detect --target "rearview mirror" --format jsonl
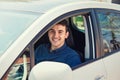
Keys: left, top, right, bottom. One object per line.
{"left": 28, "top": 61, "right": 73, "bottom": 80}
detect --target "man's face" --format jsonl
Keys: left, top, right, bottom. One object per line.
{"left": 48, "top": 24, "right": 69, "bottom": 50}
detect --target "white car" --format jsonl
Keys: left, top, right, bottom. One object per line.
{"left": 0, "top": 0, "right": 120, "bottom": 80}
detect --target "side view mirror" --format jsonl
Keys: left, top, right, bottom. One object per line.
{"left": 28, "top": 61, "right": 73, "bottom": 80}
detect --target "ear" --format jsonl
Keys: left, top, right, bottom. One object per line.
{"left": 65, "top": 31, "right": 69, "bottom": 39}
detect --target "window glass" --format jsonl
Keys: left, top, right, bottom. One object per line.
{"left": 0, "top": 10, "right": 40, "bottom": 57}
{"left": 2, "top": 50, "right": 30, "bottom": 80}
{"left": 96, "top": 10, "right": 120, "bottom": 54}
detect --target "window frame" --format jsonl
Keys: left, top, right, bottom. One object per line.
{"left": 31, "top": 9, "right": 98, "bottom": 69}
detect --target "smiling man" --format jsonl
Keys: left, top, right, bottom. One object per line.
{"left": 35, "top": 20, "right": 81, "bottom": 68}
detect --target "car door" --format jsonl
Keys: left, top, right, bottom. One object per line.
{"left": 69, "top": 10, "right": 107, "bottom": 80}
{"left": 95, "top": 9, "right": 120, "bottom": 80}
{"left": 73, "top": 8, "right": 120, "bottom": 80}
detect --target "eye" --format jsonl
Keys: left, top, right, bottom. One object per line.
{"left": 58, "top": 30, "right": 63, "bottom": 34}
{"left": 49, "top": 29, "right": 54, "bottom": 33}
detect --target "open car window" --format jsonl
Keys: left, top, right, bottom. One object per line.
{"left": 33, "top": 11, "right": 94, "bottom": 69}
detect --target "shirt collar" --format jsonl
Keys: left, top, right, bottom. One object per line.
{"left": 48, "top": 43, "right": 67, "bottom": 53}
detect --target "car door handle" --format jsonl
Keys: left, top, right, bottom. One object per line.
{"left": 95, "top": 75, "right": 105, "bottom": 80}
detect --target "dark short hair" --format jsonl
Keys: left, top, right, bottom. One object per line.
{"left": 57, "top": 20, "right": 69, "bottom": 32}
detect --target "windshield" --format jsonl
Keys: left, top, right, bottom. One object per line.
{"left": 0, "top": 10, "right": 40, "bottom": 57}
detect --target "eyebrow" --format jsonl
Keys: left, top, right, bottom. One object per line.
{"left": 49, "top": 29, "right": 54, "bottom": 31}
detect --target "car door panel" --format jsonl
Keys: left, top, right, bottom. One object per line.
{"left": 73, "top": 59, "right": 107, "bottom": 80}
{"left": 103, "top": 52, "right": 120, "bottom": 80}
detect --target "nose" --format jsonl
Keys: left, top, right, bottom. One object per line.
{"left": 54, "top": 32, "right": 59, "bottom": 38}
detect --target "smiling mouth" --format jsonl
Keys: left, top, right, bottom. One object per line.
{"left": 52, "top": 38, "right": 60, "bottom": 42}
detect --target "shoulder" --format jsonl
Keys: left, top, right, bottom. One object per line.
{"left": 66, "top": 47, "right": 78, "bottom": 55}
{"left": 37, "top": 43, "right": 49, "bottom": 49}
{"left": 35, "top": 43, "right": 49, "bottom": 52}
{"left": 64, "top": 47, "right": 80, "bottom": 62}
{"left": 65, "top": 46, "right": 81, "bottom": 59}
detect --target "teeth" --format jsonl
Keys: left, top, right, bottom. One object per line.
{"left": 53, "top": 39, "right": 58, "bottom": 42}
{"left": 52, "top": 38, "right": 59, "bottom": 42}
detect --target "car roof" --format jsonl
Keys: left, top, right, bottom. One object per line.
{"left": 0, "top": 0, "right": 116, "bottom": 13}
{"left": 0, "top": 0, "right": 88, "bottom": 13}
